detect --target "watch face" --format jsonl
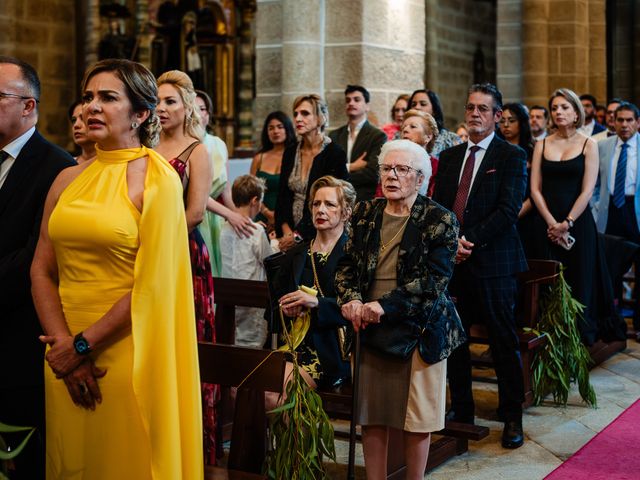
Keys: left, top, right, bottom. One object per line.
{"left": 75, "top": 337, "right": 90, "bottom": 354}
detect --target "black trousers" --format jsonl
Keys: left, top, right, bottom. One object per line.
{"left": 606, "top": 196, "right": 640, "bottom": 329}
{"left": 0, "top": 384, "right": 45, "bottom": 480}
{"left": 447, "top": 264, "right": 524, "bottom": 422}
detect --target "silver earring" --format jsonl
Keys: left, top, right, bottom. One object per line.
{"left": 131, "top": 121, "right": 139, "bottom": 129}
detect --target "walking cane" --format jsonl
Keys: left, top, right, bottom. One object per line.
{"left": 347, "top": 329, "right": 361, "bottom": 480}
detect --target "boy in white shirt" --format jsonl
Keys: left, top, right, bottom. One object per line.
{"left": 220, "top": 175, "right": 273, "bottom": 347}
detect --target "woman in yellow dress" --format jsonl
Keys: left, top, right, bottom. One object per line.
{"left": 31, "top": 59, "right": 203, "bottom": 479}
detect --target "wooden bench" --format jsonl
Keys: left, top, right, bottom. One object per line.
{"left": 199, "top": 342, "right": 286, "bottom": 478}
{"left": 468, "top": 259, "right": 559, "bottom": 407}
{"left": 213, "top": 276, "right": 489, "bottom": 478}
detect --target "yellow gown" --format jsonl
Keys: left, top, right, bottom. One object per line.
{"left": 45, "top": 146, "right": 203, "bottom": 479}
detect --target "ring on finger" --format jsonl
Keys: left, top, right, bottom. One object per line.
{"left": 78, "top": 382, "right": 89, "bottom": 396}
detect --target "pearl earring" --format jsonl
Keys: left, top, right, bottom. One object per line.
{"left": 131, "top": 121, "right": 139, "bottom": 129}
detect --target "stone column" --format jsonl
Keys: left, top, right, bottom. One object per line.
{"left": 496, "top": 0, "right": 523, "bottom": 102}
{"left": 236, "top": 5, "right": 257, "bottom": 152}
{"left": 521, "top": 0, "right": 549, "bottom": 107}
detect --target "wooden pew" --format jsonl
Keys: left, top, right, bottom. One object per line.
{"left": 468, "top": 259, "right": 559, "bottom": 407}
{"left": 212, "top": 276, "right": 488, "bottom": 478}
{"left": 199, "top": 342, "right": 286, "bottom": 479}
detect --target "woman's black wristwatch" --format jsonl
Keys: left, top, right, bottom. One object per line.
{"left": 73, "top": 332, "right": 92, "bottom": 355}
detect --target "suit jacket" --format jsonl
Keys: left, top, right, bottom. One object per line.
{"left": 274, "top": 141, "right": 348, "bottom": 239}
{"left": 592, "top": 132, "right": 640, "bottom": 233}
{"left": 329, "top": 120, "right": 386, "bottom": 201}
{"left": 433, "top": 136, "right": 528, "bottom": 278}
{"left": 335, "top": 196, "right": 466, "bottom": 363}
{"left": 270, "top": 233, "right": 351, "bottom": 383}
{"left": 0, "top": 130, "right": 75, "bottom": 387}
{"left": 592, "top": 122, "right": 606, "bottom": 136}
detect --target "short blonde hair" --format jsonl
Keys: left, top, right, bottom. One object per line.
{"left": 549, "top": 88, "right": 585, "bottom": 129}
{"left": 292, "top": 94, "right": 329, "bottom": 132}
{"left": 157, "top": 70, "right": 205, "bottom": 141}
{"left": 402, "top": 109, "right": 439, "bottom": 153}
{"left": 308, "top": 176, "right": 356, "bottom": 219}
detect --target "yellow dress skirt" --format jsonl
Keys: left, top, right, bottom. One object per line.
{"left": 45, "top": 147, "right": 203, "bottom": 479}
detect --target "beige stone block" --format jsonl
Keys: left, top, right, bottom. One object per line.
{"left": 324, "top": 45, "right": 363, "bottom": 90}
{"left": 522, "top": 0, "right": 549, "bottom": 23}
{"left": 256, "top": 1, "right": 283, "bottom": 45}
{"left": 362, "top": 0, "right": 392, "bottom": 45}
{"left": 281, "top": 44, "right": 322, "bottom": 92}
{"left": 25, "top": 0, "right": 74, "bottom": 23}
{"left": 548, "top": 23, "right": 576, "bottom": 46}
{"left": 523, "top": 73, "right": 550, "bottom": 100}
{"left": 559, "top": 47, "right": 578, "bottom": 75}
{"left": 548, "top": 47, "right": 560, "bottom": 75}
{"left": 0, "top": 18, "right": 17, "bottom": 43}
{"left": 256, "top": 47, "right": 282, "bottom": 95}
{"left": 497, "top": 49, "right": 521, "bottom": 75}
{"left": 325, "top": 0, "right": 363, "bottom": 43}
{"left": 40, "top": 52, "right": 72, "bottom": 81}
{"left": 253, "top": 96, "right": 284, "bottom": 137}
{"left": 326, "top": 91, "right": 347, "bottom": 129}
{"left": 498, "top": 24, "right": 522, "bottom": 47}
{"left": 588, "top": 47, "right": 606, "bottom": 73}
{"left": 282, "top": 0, "right": 321, "bottom": 42}
{"left": 49, "top": 25, "right": 74, "bottom": 47}
{"left": 362, "top": 47, "right": 423, "bottom": 92}
{"left": 388, "top": 1, "right": 424, "bottom": 51}
{"left": 498, "top": 0, "right": 522, "bottom": 23}
{"left": 523, "top": 22, "right": 548, "bottom": 45}
{"left": 522, "top": 46, "right": 547, "bottom": 73}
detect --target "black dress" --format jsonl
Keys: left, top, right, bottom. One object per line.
{"left": 531, "top": 139, "right": 625, "bottom": 344}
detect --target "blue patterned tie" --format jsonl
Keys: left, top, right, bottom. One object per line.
{"left": 613, "top": 142, "right": 628, "bottom": 209}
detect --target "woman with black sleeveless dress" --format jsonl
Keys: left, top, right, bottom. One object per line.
{"left": 530, "top": 88, "right": 624, "bottom": 345}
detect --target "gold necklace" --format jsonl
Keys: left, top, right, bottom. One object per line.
{"left": 379, "top": 215, "right": 410, "bottom": 252}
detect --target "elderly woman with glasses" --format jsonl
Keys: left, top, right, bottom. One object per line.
{"left": 336, "top": 139, "right": 465, "bottom": 480}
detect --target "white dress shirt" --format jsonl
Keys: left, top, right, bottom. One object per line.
{"left": 459, "top": 131, "right": 495, "bottom": 186}
{"left": 608, "top": 136, "right": 638, "bottom": 196}
{"left": 347, "top": 118, "right": 366, "bottom": 160}
{"left": 578, "top": 119, "right": 596, "bottom": 137}
{"left": 0, "top": 127, "right": 36, "bottom": 189}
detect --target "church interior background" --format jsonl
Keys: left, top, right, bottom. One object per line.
{"left": 0, "top": 0, "right": 637, "bottom": 156}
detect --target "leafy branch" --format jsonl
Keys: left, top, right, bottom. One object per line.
{"left": 526, "top": 266, "right": 596, "bottom": 407}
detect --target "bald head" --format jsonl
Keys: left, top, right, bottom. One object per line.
{"left": 0, "top": 57, "right": 40, "bottom": 147}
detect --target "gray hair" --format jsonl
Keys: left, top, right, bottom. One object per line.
{"left": 378, "top": 139, "right": 432, "bottom": 185}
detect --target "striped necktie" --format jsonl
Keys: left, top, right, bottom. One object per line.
{"left": 613, "top": 142, "right": 628, "bottom": 209}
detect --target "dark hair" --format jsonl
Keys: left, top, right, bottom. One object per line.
{"left": 530, "top": 105, "right": 548, "bottom": 119}
{"left": 615, "top": 101, "right": 640, "bottom": 120}
{"left": 81, "top": 59, "right": 161, "bottom": 147}
{"left": 345, "top": 84, "right": 370, "bottom": 103}
{"left": 499, "top": 103, "right": 533, "bottom": 154}
{"left": 195, "top": 89, "right": 214, "bottom": 132}
{"left": 607, "top": 98, "right": 624, "bottom": 108}
{"left": 0, "top": 55, "right": 41, "bottom": 103}
{"left": 579, "top": 93, "right": 598, "bottom": 108}
{"left": 468, "top": 83, "right": 503, "bottom": 111}
{"left": 259, "top": 111, "right": 296, "bottom": 153}
{"left": 67, "top": 100, "right": 82, "bottom": 121}
{"left": 408, "top": 89, "right": 446, "bottom": 131}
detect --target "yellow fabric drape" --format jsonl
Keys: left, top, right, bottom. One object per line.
{"left": 100, "top": 146, "right": 204, "bottom": 479}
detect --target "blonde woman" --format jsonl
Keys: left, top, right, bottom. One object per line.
{"left": 156, "top": 70, "right": 219, "bottom": 465}
{"left": 400, "top": 109, "right": 439, "bottom": 197}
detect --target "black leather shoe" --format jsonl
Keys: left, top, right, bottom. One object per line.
{"left": 445, "top": 409, "right": 475, "bottom": 425}
{"left": 502, "top": 420, "right": 524, "bottom": 449}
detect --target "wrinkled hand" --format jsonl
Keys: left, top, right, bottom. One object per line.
{"left": 279, "top": 289, "right": 319, "bottom": 317}
{"left": 361, "top": 301, "right": 384, "bottom": 327}
{"left": 456, "top": 236, "right": 474, "bottom": 264}
{"left": 350, "top": 152, "right": 368, "bottom": 172}
{"left": 278, "top": 235, "right": 297, "bottom": 252}
{"left": 41, "top": 334, "right": 83, "bottom": 378}
{"left": 63, "top": 360, "right": 107, "bottom": 410}
{"left": 341, "top": 300, "right": 364, "bottom": 332}
{"left": 227, "top": 210, "right": 257, "bottom": 239}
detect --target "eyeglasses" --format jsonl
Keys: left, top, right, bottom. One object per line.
{"left": 378, "top": 164, "right": 419, "bottom": 177}
{"left": 464, "top": 104, "right": 493, "bottom": 114}
{"left": 0, "top": 91, "right": 39, "bottom": 103}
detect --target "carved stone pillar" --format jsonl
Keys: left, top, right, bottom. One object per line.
{"left": 236, "top": 4, "right": 256, "bottom": 151}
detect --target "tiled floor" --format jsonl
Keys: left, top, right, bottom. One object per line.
{"left": 328, "top": 339, "right": 640, "bottom": 479}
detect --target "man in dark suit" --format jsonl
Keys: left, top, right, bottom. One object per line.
{"left": 329, "top": 85, "right": 386, "bottom": 201}
{"left": 432, "top": 83, "right": 528, "bottom": 449}
{"left": 0, "top": 56, "right": 75, "bottom": 478}
{"left": 579, "top": 93, "right": 606, "bottom": 137}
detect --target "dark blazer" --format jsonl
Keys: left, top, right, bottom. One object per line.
{"left": 329, "top": 120, "right": 386, "bottom": 201}
{"left": 0, "top": 130, "right": 75, "bottom": 387}
{"left": 274, "top": 141, "right": 348, "bottom": 239}
{"left": 433, "top": 136, "right": 528, "bottom": 278}
{"left": 271, "top": 233, "right": 351, "bottom": 383}
{"left": 592, "top": 122, "right": 606, "bottom": 136}
{"left": 335, "top": 196, "right": 466, "bottom": 363}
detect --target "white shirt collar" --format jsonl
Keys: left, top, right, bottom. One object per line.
{"left": 468, "top": 131, "right": 495, "bottom": 151}
{"left": 615, "top": 134, "right": 638, "bottom": 149}
{"left": 348, "top": 117, "right": 367, "bottom": 135}
{"left": 2, "top": 127, "right": 36, "bottom": 160}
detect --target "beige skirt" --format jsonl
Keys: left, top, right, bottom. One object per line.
{"left": 355, "top": 346, "right": 446, "bottom": 433}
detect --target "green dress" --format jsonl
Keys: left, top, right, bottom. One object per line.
{"left": 255, "top": 152, "right": 281, "bottom": 225}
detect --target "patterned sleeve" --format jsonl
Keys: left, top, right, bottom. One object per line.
{"left": 335, "top": 202, "right": 367, "bottom": 306}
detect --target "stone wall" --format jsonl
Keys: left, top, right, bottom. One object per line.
{"left": 254, "top": 0, "right": 426, "bottom": 140}
{"left": 426, "top": 0, "right": 497, "bottom": 129}
{"left": 0, "top": 0, "right": 77, "bottom": 150}
{"left": 611, "top": 0, "right": 639, "bottom": 106}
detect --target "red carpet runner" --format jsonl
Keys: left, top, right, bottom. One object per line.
{"left": 544, "top": 398, "right": 640, "bottom": 479}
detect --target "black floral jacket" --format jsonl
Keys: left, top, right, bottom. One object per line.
{"left": 335, "top": 195, "right": 466, "bottom": 362}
